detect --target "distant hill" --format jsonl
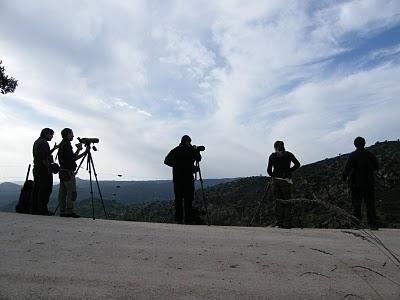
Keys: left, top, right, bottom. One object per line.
{"left": 73, "top": 177, "right": 235, "bottom": 204}
{"left": 0, "top": 178, "right": 236, "bottom": 212}
{"left": 119, "top": 141, "right": 400, "bottom": 228}
{"left": 0, "top": 182, "right": 21, "bottom": 208}
{"left": 4, "top": 141, "right": 399, "bottom": 228}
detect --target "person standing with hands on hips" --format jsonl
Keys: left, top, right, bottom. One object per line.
{"left": 267, "top": 140, "right": 300, "bottom": 227}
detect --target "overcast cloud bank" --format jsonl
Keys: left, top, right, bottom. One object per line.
{"left": 0, "top": 0, "right": 399, "bottom": 181}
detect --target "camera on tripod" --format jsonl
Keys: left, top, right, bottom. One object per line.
{"left": 74, "top": 137, "right": 107, "bottom": 220}
{"left": 78, "top": 137, "right": 99, "bottom": 151}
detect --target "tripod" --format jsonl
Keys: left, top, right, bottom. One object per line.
{"left": 248, "top": 180, "right": 272, "bottom": 226}
{"left": 195, "top": 160, "right": 210, "bottom": 226}
{"left": 54, "top": 144, "right": 108, "bottom": 219}
{"left": 75, "top": 144, "right": 108, "bottom": 220}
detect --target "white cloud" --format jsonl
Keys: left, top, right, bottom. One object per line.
{"left": 0, "top": 0, "right": 399, "bottom": 182}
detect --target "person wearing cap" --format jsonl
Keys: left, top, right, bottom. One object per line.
{"left": 32, "top": 128, "right": 58, "bottom": 215}
{"left": 342, "top": 137, "right": 379, "bottom": 230}
{"left": 267, "top": 140, "right": 300, "bottom": 227}
{"left": 164, "top": 135, "right": 201, "bottom": 224}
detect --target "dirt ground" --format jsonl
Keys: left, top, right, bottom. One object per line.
{"left": 0, "top": 212, "right": 399, "bottom": 299}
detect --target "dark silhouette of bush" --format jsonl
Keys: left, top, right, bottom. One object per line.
{"left": 0, "top": 60, "right": 18, "bottom": 94}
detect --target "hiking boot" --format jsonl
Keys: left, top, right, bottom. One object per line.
{"left": 59, "top": 213, "right": 68, "bottom": 217}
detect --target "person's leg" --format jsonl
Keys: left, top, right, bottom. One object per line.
{"left": 65, "top": 173, "right": 77, "bottom": 216}
{"left": 281, "top": 181, "right": 292, "bottom": 200}
{"left": 32, "top": 168, "right": 40, "bottom": 214}
{"left": 351, "top": 187, "right": 362, "bottom": 225}
{"left": 58, "top": 180, "right": 67, "bottom": 215}
{"left": 273, "top": 180, "right": 285, "bottom": 227}
{"left": 174, "top": 182, "right": 184, "bottom": 224}
{"left": 37, "top": 170, "right": 52, "bottom": 215}
{"left": 364, "top": 186, "right": 377, "bottom": 228}
{"left": 272, "top": 179, "right": 284, "bottom": 200}
{"left": 280, "top": 181, "right": 293, "bottom": 228}
{"left": 44, "top": 172, "right": 53, "bottom": 214}
{"left": 183, "top": 178, "right": 194, "bottom": 224}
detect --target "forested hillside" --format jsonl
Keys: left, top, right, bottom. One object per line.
{"left": 115, "top": 141, "right": 400, "bottom": 228}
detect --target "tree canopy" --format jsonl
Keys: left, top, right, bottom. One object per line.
{"left": 0, "top": 60, "right": 18, "bottom": 94}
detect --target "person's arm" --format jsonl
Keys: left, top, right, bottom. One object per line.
{"left": 290, "top": 153, "right": 300, "bottom": 172}
{"left": 50, "top": 142, "right": 59, "bottom": 154}
{"left": 41, "top": 158, "right": 51, "bottom": 172}
{"left": 74, "top": 143, "right": 86, "bottom": 161}
{"left": 342, "top": 154, "right": 354, "bottom": 182}
{"left": 267, "top": 154, "right": 274, "bottom": 177}
{"left": 37, "top": 142, "right": 52, "bottom": 172}
{"left": 164, "top": 149, "right": 175, "bottom": 167}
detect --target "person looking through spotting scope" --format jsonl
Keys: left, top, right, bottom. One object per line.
{"left": 57, "top": 128, "right": 87, "bottom": 218}
{"left": 267, "top": 140, "right": 300, "bottom": 227}
{"left": 164, "top": 135, "right": 202, "bottom": 224}
{"left": 32, "top": 128, "right": 58, "bottom": 215}
{"left": 342, "top": 137, "right": 379, "bottom": 230}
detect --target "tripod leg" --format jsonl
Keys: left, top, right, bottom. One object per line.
{"left": 89, "top": 155, "right": 108, "bottom": 219}
{"left": 52, "top": 202, "right": 60, "bottom": 216}
{"left": 75, "top": 151, "right": 88, "bottom": 176}
{"left": 87, "top": 153, "right": 95, "bottom": 220}
{"left": 197, "top": 162, "right": 210, "bottom": 226}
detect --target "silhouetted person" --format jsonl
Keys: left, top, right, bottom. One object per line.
{"left": 342, "top": 137, "right": 379, "bottom": 229}
{"left": 164, "top": 135, "right": 201, "bottom": 224}
{"left": 267, "top": 140, "right": 300, "bottom": 227}
{"left": 58, "top": 128, "right": 86, "bottom": 218}
{"left": 32, "top": 128, "right": 58, "bottom": 215}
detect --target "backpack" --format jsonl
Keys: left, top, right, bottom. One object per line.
{"left": 15, "top": 164, "right": 34, "bottom": 214}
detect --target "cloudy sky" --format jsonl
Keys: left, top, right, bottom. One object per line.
{"left": 0, "top": 0, "right": 399, "bottom": 182}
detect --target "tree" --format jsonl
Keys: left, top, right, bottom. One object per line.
{"left": 0, "top": 60, "right": 18, "bottom": 94}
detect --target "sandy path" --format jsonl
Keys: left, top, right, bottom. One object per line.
{"left": 0, "top": 212, "right": 399, "bottom": 299}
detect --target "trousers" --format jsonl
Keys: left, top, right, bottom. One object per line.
{"left": 32, "top": 167, "right": 53, "bottom": 214}
{"left": 173, "top": 178, "right": 194, "bottom": 224}
{"left": 350, "top": 185, "right": 377, "bottom": 226}
{"left": 58, "top": 170, "right": 77, "bottom": 214}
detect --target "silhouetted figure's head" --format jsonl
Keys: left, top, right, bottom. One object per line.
{"left": 61, "top": 128, "right": 74, "bottom": 141}
{"left": 354, "top": 136, "right": 366, "bottom": 149}
{"left": 181, "top": 135, "right": 192, "bottom": 146}
{"left": 274, "top": 140, "right": 285, "bottom": 152}
{"left": 40, "top": 128, "right": 54, "bottom": 141}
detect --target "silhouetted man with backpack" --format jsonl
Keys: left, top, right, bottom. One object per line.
{"left": 164, "top": 135, "right": 201, "bottom": 224}
{"left": 342, "top": 137, "right": 379, "bottom": 230}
